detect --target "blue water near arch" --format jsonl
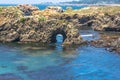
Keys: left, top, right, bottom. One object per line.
{"left": 55, "top": 34, "right": 63, "bottom": 51}
{"left": 56, "top": 34, "right": 64, "bottom": 44}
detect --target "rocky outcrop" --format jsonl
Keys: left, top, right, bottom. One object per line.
{"left": 92, "top": 13, "right": 120, "bottom": 31}
{"left": 18, "top": 4, "right": 39, "bottom": 15}
{"left": 58, "top": 13, "right": 120, "bottom": 31}
{"left": 1, "top": 5, "right": 120, "bottom": 46}
{"left": 59, "top": 6, "right": 120, "bottom": 31}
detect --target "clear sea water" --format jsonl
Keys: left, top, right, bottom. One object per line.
{"left": 0, "top": 30, "right": 120, "bottom": 80}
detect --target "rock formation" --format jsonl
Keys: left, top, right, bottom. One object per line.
{"left": 1, "top": 5, "right": 120, "bottom": 47}
{"left": 0, "top": 5, "right": 83, "bottom": 45}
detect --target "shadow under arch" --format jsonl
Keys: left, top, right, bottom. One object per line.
{"left": 50, "top": 29, "right": 67, "bottom": 43}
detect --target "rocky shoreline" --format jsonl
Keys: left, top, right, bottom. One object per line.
{"left": 90, "top": 32, "right": 120, "bottom": 54}
{"left": 0, "top": 4, "right": 120, "bottom": 53}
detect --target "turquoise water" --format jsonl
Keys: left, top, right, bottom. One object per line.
{"left": 0, "top": 4, "right": 86, "bottom": 10}
{"left": 0, "top": 42, "right": 120, "bottom": 80}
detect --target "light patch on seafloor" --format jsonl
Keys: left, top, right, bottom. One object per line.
{"left": 80, "top": 30, "right": 100, "bottom": 41}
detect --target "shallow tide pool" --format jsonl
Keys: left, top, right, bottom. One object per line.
{"left": 0, "top": 43, "right": 120, "bottom": 80}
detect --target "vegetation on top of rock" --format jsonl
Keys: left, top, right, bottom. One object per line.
{"left": 20, "top": 17, "right": 26, "bottom": 23}
{"left": 0, "top": 7, "right": 2, "bottom": 12}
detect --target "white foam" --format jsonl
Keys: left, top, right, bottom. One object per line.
{"left": 81, "top": 34, "right": 93, "bottom": 37}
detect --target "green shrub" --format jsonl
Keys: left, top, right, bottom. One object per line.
{"left": 20, "top": 18, "right": 26, "bottom": 23}
{"left": 0, "top": 7, "right": 2, "bottom": 12}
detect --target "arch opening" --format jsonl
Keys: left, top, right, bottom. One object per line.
{"left": 56, "top": 34, "right": 63, "bottom": 43}
{"left": 50, "top": 30, "right": 67, "bottom": 44}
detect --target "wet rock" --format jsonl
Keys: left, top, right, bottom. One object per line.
{"left": 0, "top": 30, "right": 20, "bottom": 42}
